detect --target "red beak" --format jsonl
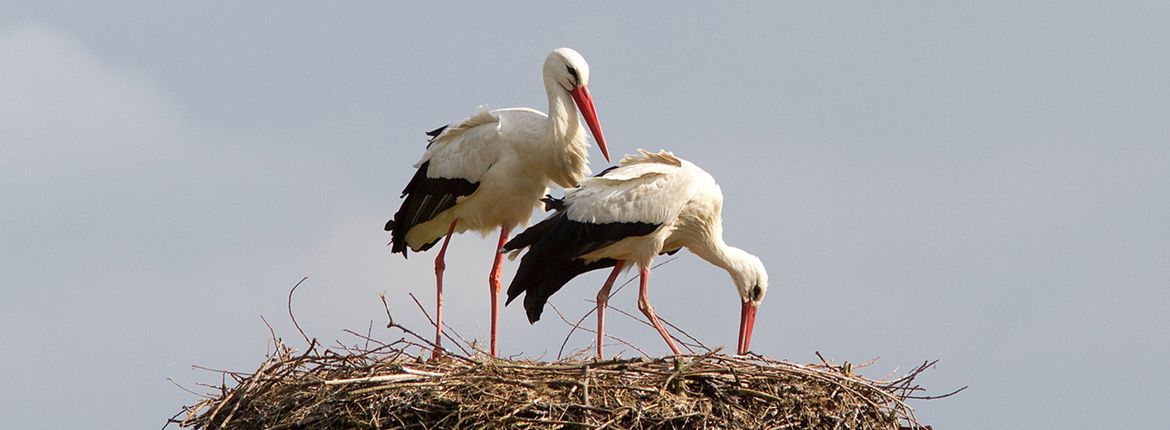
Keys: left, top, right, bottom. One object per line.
{"left": 738, "top": 302, "right": 758, "bottom": 355}
{"left": 570, "top": 85, "right": 610, "bottom": 162}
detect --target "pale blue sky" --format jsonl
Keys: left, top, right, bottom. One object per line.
{"left": 2, "top": 2, "right": 1168, "bottom": 428}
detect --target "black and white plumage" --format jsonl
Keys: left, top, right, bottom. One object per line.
{"left": 503, "top": 150, "right": 769, "bottom": 357}
{"left": 384, "top": 48, "right": 610, "bottom": 358}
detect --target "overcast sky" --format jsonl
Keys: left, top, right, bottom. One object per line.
{"left": 2, "top": 2, "right": 1168, "bottom": 428}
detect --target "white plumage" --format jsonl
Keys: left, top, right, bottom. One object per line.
{"left": 402, "top": 107, "right": 587, "bottom": 245}
{"left": 385, "top": 48, "right": 609, "bottom": 358}
{"left": 564, "top": 155, "right": 696, "bottom": 227}
{"left": 504, "top": 150, "right": 769, "bottom": 357}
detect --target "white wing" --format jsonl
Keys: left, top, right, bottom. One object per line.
{"left": 414, "top": 107, "right": 502, "bottom": 182}
{"left": 564, "top": 150, "right": 697, "bottom": 225}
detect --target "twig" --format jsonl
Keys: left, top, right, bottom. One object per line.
{"left": 549, "top": 302, "right": 650, "bottom": 359}
{"left": 259, "top": 315, "right": 278, "bottom": 355}
{"left": 406, "top": 292, "right": 474, "bottom": 357}
{"left": 558, "top": 300, "right": 598, "bottom": 360}
{"left": 557, "top": 257, "right": 678, "bottom": 358}
{"left": 364, "top": 320, "right": 374, "bottom": 350}
{"left": 379, "top": 291, "right": 395, "bottom": 325}
{"left": 325, "top": 372, "right": 440, "bottom": 385}
{"left": 166, "top": 377, "right": 209, "bottom": 399}
{"left": 190, "top": 364, "right": 249, "bottom": 376}
{"left": 905, "top": 385, "right": 968, "bottom": 400}
{"left": 379, "top": 292, "right": 474, "bottom": 361}
{"left": 286, "top": 276, "right": 315, "bottom": 349}
{"left": 341, "top": 329, "right": 390, "bottom": 349}
{"left": 655, "top": 314, "right": 709, "bottom": 353}
{"left": 607, "top": 306, "right": 697, "bottom": 354}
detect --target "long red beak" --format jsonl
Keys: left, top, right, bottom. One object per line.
{"left": 738, "top": 302, "right": 758, "bottom": 355}
{"left": 570, "top": 85, "right": 610, "bottom": 162}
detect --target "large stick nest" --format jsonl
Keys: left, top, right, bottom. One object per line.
{"left": 172, "top": 337, "right": 943, "bottom": 429}
{"left": 171, "top": 283, "right": 956, "bottom": 429}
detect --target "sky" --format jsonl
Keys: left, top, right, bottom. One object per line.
{"left": 2, "top": 2, "right": 1168, "bottom": 428}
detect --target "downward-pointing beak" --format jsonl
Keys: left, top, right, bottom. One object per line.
{"left": 738, "top": 302, "right": 758, "bottom": 355}
{"left": 570, "top": 85, "right": 610, "bottom": 162}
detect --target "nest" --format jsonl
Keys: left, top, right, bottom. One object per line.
{"left": 171, "top": 286, "right": 956, "bottom": 429}
{"left": 173, "top": 339, "right": 947, "bottom": 429}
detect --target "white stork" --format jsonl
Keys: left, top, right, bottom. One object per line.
{"left": 503, "top": 150, "right": 768, "bottom": 357}
{"left": 384, "top": 48, "right": 609, "bottom": 358}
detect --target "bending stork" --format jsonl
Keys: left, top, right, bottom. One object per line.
{"left": 385, "top": 48, "right": 609, "bottom": 358}
{"left": 503, "top": 150, "right": 768, "bottom": 358}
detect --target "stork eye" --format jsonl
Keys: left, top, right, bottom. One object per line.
{"left": 750, "top": 285, "right": 762, "bottom": 301}
{"left": 566, "top": 66, "right": 580, "bottom": 85}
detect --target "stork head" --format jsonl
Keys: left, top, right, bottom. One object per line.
{"left": 544, "top": 48, "right": 609, "bottom": 162}
{"left": 727, "top": 249, "right": 768, "bottom": 355}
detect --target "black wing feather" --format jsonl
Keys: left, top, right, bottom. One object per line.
{"left": 424, "top": 125, "right": 448, "bottom": 149}
{"left": 593, "top": 165, "right": 620, "bottom": 177}
{"left": 503, "top": 211, "right": 659, "bottom": 323}
{"left": 384, "top": 160, "right": 479, "bottom": 257}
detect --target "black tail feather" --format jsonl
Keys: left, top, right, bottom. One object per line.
{"left": 515, "top": 256, "right": 617, "bottom": 323}
{"left": 504, "top": 210, "right": 659, "bottom": 323}
{"left": 502, "top": 213, "right": 562, "bottom": 253}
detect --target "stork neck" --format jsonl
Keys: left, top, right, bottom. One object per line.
{"left": 689, "top": 229, "right": 749, "bottom": 275}
{"left": 546, "top": 83, "right": 581, "bottom": 144}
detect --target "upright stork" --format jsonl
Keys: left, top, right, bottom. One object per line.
{"left": 503, "top": 150, "right": 768, "bottom": 357}
{"left": 385, "top": 48, "right": 609, "bottom": 357}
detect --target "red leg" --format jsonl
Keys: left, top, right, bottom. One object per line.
{"left": 432, "top": 219, "right": 458, "bottom": 359}
{"left": 487, "top": 226, "right": 511, "bottom": 357}
{"left": 637, "top": 265, "right": 681, "bottom": 356}
{"left": 595, "top": 261, "right": 625, "bottom": 359}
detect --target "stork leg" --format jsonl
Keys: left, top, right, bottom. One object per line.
{"left": 432, "top": 219, "right": 459, "bottom": 359}
{"left": 636, "top": 265, "right": 681, "bottom": 356}
{"left": 595, "top": 261, "right": 626, "bottom": 359}
{"left": 487, "top": 226, "right": 511, "bottom": 357}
